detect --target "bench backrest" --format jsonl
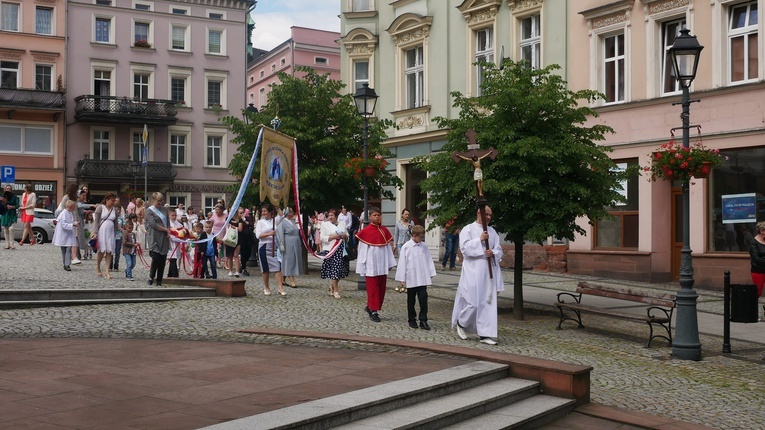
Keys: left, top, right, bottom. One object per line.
{"left": 576, "top": 282, "right": 676, "bottom": 308}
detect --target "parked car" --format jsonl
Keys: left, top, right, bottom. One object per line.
{"left": 0, "top": 208, "right": 56, "bottom": 244}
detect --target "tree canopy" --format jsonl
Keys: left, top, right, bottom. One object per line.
{"left": 415, "top": 60, "right": 632, "bottom": 318}
{"left": 221, "top": 67, "right": 401, "bottom": 213}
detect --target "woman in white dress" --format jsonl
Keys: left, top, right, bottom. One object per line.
{"left": 134, "top": 198, "right": 147, "bottom": 249}
{"left": 92, "top": 192, "right": 118, "bottom": 278}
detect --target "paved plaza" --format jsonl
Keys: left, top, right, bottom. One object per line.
{"left": 1, "top": 243, "right": 764, "bottom": 429}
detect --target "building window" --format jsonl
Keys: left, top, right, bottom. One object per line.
{"left": 93, "top": 129, "right": 111, "bottom": 160}
{"left": 133, "top": 73, "right": 149, "bottom": 99}
{"left": 405, "top": 46, "right": 424, "bottom": 109}
{"left": 520, "top": 14, "right": 541, "bottom": 69}
{"left": 35, "top": 65, "right": 52, "bottom": 91}
{"left": 36, "top": 6, "right": 53, "bottom": 35}
{"left": 95, "top": 17, "right": 112, "bottom": 43}
{"left": 661, "top": 19, "right": 686, "bottom": 94}
{"left": 353, "top": 0, "right": 370, "bottom": 11}
{"left": 170, "top": 133, "right": 186, "bottom": 166}
{"left": 208, "top": 29, "right": 223, "bottom": 54}
{"left": 603, "top": 33, "right": 625, "bottom": 104}
{"left": 202, "top": 195, "right": 220, "bottom": 217}
{"left": 1, "top": 2, "right": 19, "bottom": 32}
{"left": 0, "top": 125, "right": 53, "bottom": 154}
{"left": 0, "top": 61, "right": 18, "bottom": 89}
{"left": 206, "top": 135, "right": 222, "bottom": 167}
{"left": 729, "top": 1, "right": 758, "bottom": 83}
{"left": 134, "top": 21, "right": 150, "bottom": 46}
{"left": 709, "top": 146, "right": 765, "bottom": 252}
{"left": 315, "top": 57, "right": 328, "bottom": 65}
{"left": 259, "top": 70, "right": 264, "bottom": 78}
{"left": 171, "top": 25, "right": 187, "bottom": 50}
{"left": 354, "top": 60, "right": 369, "bottom": 91}
{"left": 475, "top": 27, "right": 493, "bottom": 96}
{"left": 131, "top": 131, "right": 144, "bottom": 162}
{"left": 595, "top": 161, "right": 639, "bottom": 248}
{"left": 167, "top": 194, "right": 187, "bottom": 208}
{"left": 207, "top": 80, "right": 221, "bottom": 107}
{"left": 259, "top": 88, "right": 266, "bottom": 107}
{"left": 280, "top": 58, "right": 286, "bottom": 66}
{"left": 170, "top": 77, "right": 185, "bottom": 103}
{"left": 271, "top": 64, "right": 276, "bottom": 72}
{"left": 172, "top": 7, "right": 187, "bottom": 15}
{"left": 134, "top": 2, "right": 151, "bottom": 11}
{"left": 95, "top": 0, "right": 112, "bottom": 5}
{"left": 208, "top": 11, "right": 224, "bottom": 19}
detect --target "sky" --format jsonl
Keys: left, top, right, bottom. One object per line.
{"left": 251, "top": 0, "right": 341, "bottom": 51}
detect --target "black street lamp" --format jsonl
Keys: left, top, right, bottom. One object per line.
{"left": 130, "top": 161, "right": 140, "bottom": 199}
{"left": 668, "top": 27, "right": 704, "bottom": 361}
{"left": 353, "top": 83, "right": 378, "bottom": 290}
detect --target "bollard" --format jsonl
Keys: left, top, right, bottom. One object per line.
{"left": 723, "top": 271, "right": 731, "bottom": 354}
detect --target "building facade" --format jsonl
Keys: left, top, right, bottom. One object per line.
{"left": 247, "top": 26, "right": 341, "bottom": 111}
{"left": 65, "top": 0, "right": 254, "bottom": 214}
{"left": 0, "top": 0, "right": 67, "bottom": 209}
{"left": 339, "top": 0, "right": 568, "bottom": 255}
{"left": 566, "top": 0, "right": 764, "bottom": 288}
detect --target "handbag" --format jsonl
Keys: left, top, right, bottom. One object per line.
{"left": 89, "top": 237, "right": 98, "bottom": 251}
{"left": 223, "top": 224, "right": 238, "bottom": 247}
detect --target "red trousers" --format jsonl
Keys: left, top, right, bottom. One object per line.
{"left": 366, "top": 275, "right": 387, "bottom": 311}
{"left": 751, "top": 272, "right": 765, "bottom": 298}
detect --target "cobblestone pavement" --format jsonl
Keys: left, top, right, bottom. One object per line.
{"left": 1, "top": 244, "right": 764, "bottom": 429}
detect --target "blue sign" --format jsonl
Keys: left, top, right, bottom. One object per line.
{"left": 1, "top": 165, "right": 14, "bottom": 183}
{"left": 722, "top": 193, "right": 759, "bottom": 224}
{"left": 141, "top": 147, "right": 148, "bottom": 167}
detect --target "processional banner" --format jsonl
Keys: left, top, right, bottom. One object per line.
{"left": 259, "top": 127, "right": 294, "bottom": 208}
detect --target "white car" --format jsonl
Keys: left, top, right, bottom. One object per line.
{"left": 0, "top": 208, "right": 57, "bottom": 244}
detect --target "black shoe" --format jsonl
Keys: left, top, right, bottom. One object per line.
{"left": 408, "top": 321, "right": 418, "bottom": 329}
{"left": 156, "top": 282, "right": 162, "bottom": 287}
{"left": 242, "top": 270, "right": 249, "bottom": 276}
{"left": 370, "top": 312, "right": 381, "bottom": 323}
{"left": 419, "top": 321, "right": 430, "bottom": 330}
{"left": 364, "top": 306, "right": 373, "bottom": 317}
{"left": 147, "top": 279, "right": 153, "bottom": 285}
{"left": 64, "top": 266, "right": 71, "bottom": 271}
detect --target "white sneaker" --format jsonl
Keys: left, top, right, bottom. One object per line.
{"left": 479, "top": 338, "right": 497, "bottom": 345}
{"left": 234, "top": 272, "right": 240, "bottom": 278}
{"left": 227, "top": 271, "right": 233, "bottom": 277}
{"left": 71, "top": 258, "right": 82, "bottom": 265}
{"left": 456, "top": 324, "right": 468, "bottom": 340}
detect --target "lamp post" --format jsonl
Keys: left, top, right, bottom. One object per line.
{"left": 353, "top": 83, "right": 378, "bottom": 290}
{"left": 243, "top": 103, "right": 259, "bottom": 269}
{"left": 130, "top": 161, "right": 140, "bottom": 199}
{"left": 668, "top": 28, "right": 704, "bottom": 361}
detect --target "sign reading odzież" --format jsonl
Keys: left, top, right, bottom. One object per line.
{"left": 259, "top": 127, "right": 294, "bottom": 208}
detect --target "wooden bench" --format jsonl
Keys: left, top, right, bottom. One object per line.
{"left": 159, "top": 278, "right": 247, "bottom": 297}
{"left": 555, "top": 282, "right": 675, "bottom": 348}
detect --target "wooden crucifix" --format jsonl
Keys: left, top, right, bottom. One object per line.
{"left": 451, "top": 129, "right": 498, "bottom": 279}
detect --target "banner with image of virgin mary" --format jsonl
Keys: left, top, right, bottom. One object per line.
{"left": 259, "top": 127, "right": 294, "bottom": 208}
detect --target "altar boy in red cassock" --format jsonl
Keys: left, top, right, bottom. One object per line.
{"left": 355, "top": 207, "right": 396, "bottom": 322}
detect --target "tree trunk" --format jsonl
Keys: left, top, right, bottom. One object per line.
{"left": 513, "top": 235, "right": 525, "bottom": 320}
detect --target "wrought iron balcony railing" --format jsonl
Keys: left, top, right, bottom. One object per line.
{"left": 76, "top": 159, "right": 177, "bottom": 182}
{"left": 74, "top": 95, "right": 178, "bottom": 126}
{"left": 0, "top": 87, "right": 66, "bottom": 109}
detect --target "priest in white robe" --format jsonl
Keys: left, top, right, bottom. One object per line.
{"left": 451, "top": 206, "right": 505, "bottom": 345}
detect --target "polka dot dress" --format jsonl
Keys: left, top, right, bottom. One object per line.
{"left": 321, "top": 242, "right": 350, "bottom": 280}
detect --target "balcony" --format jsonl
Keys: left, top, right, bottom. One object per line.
{"left": 74, "top": 95, "right": 178, "bottom": 126}
{"left": 76, "top": 159, "right": 177, "bottom": 183}
{"left": 0, "top": 87, "right": 66, "bottom": 110}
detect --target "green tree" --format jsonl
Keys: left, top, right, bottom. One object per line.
{"left": 416, "top": 60, "right": 632, "bottom": 320}
{"left": 221, "top": 67, "right": 401, "bottom": 213}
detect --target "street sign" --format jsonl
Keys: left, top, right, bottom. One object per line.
{"left": 141, "top": 147, "right": 148, "bottom": 167}
{"left": 1, "top": 165, "right": 15, "bottom": 183}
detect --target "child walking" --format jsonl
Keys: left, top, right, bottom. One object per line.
{"left": 193, "top": 222, "right": 206, "bottom": 278}
{"left": 394, "top": 225, "right": 436, "bottom": 330}
{"left": 52, "top": 200, "right": 79, "bottom": 271}
{"left": 123, "top": 221, "right": 137, "bottom": 280}
{"left": 201, "top": 221, "right": 218, "bottom": 279}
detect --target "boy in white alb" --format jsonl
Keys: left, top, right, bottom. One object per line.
{"left": 395, "top": 225, "right": 436, "bottom": 330}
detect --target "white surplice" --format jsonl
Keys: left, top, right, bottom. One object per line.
{"left": 451, "top": 221, "right": 505, "bottom": 338}
{"left": 395, "top": 239, "right": 436, "bottom": 288}
{"left": 355, "top": 241, "right": 396, "bottom": 277}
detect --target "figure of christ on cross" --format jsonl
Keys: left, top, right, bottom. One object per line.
{"left": 451, "top": 128, "right": 498, "bottom": 279}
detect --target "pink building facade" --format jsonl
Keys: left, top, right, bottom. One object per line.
{"left": 65, "top": 0, "right": 254, "bottom": 214}
{"left": 567, "top": 0, "right": 765, "bottom": 288}
{"left": 247, "top": 26, "right": 341, "bottom": 111}
{"left": 0, "top": 0, "right": 66, "bottom": 209}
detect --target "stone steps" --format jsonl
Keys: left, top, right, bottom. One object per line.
{"left": 200, "top": 361, "right": 576, "bottom": 430}
{"left": 0, "top": 288, "right": 219, "bottom": 309}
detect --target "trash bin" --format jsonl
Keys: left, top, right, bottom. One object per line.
{"left": 730, "top": 284, "right": 759, "bottom": 323}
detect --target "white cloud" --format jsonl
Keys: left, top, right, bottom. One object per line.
{"left": 251, "top": 1, "right": 340, "bottom": 51}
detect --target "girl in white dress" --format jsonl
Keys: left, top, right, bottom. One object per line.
{"left": 92, "top": 192, "right": 118, "bottom": 278}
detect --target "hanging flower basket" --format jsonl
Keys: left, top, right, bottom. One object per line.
{"left": 364, "top": 166, "right": 376, "bottom": 177}
{"left": 645, "top": 131, "right": 726, "bottom": 182}
{"left": 344, "top": 155, "right": 388, "bottom": 180}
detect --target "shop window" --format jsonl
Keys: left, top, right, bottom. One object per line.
{"left": 595, "top": 161, "right": 639, "bottom": 248}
